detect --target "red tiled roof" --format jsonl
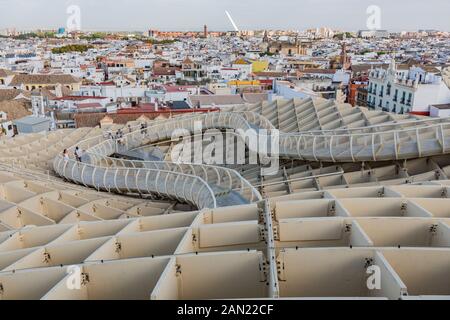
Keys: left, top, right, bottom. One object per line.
{"left": 55, "top": 96, "right": 108, "bottom": 101}
{"left": 162, "top": 85, "right": 193, "bottom": 93}
{"left": 74, "top": 109, "right": 219, "bottom": 127}
{"left": 75, "top": 103, "right": 103, "bottom": 109}
{"left": 253, "top": 71, "right": 287, "bottom": 77}
{"left": 153, "top": 67, "right": 179, "bottom": 76}
{"left": 301, "top": 69, "right": 336, "bottom": 74}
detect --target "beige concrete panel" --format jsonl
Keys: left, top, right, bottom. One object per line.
{"left": 275, "top": 199, "right": 348, "bottom": 220}
{"left": 268, "top": 191, "right": 324, "bottom": 206}
{"left": 86, "top": 228, "right": 187, "bottom": 261}
{"left": 174, "top": 251, "right": 267, "bottom": 299}
{"left": 20, "top": 196, "right": 75, "bottom": 223}
{"left": 4, "top": 237, "right": 110, "bottom": 271}
{"left": 433, "top": 222, "right": 450, "bottom": 247}
{"left": 151, "top": 257, "right": 179, "bottom": 300}
{"left": 357, "top": 218, "right": 447, "bottom": 247}
{"left": 381, "top": 249, "right": 450, "bottom": 296}
{"left": 203, "top": 204, "right": 259, "bottom": 224}
{"left": 86, "top": 203, "right": 127, "bottom": 220}
{"left": 0, "top": 199, "right": 16, "bottom": 213}
{"left": 82, "top": 237, "right": 118, "bottom": 262}
{"left": 387, "top": 185, "right": 447, "bottom": 198}
{"left": 0, "top": 248, "right": 36, "bottom": 271}
{"left": 118, "top": 228, "right": 188, "bottom": 259}
{"left": 0, "top": 206, "right": 55, "bottom": 229}
{"left": 0, "top": 223, "right": 10, "bottom": 232}
{"left": 0, "top": 173, "right": 22, "bottom": 184}
{"left": 349, "top": 221, "right": 374, "bottom": 247}
{"left": 59, "top": 210, "right": 102, "bottom": 224}
{"left": 19, "top": 181, "right": 54, "bottom": 195}
{"left": 0, "top": 224, "right": 72, "bottom": 252}
{"left": 57, "top": 192, "right": 90, "bottom": 208}
{"left": 278, "top": 248, "right": 377, "bottom": 298}
{"left": 278, "top": 217, "right": 345, "bottom": 243}
{"left": 198, "top": 221, "right": 260, "bottom": 248}
{"left": 126, "top": 205, "right": 166, "bottom": 216}
{"left": 41, "top": 274, "right": 89, "bottom": 300}
{"left": 324, "top": 187, "right": 385, "bottom": 199}
{"left": 78, "top": 258, "right": 170, "bottom": 300}
{"left": 338, "top": 198, "right": 431, "bottom": 218}
{"left": 52, "top": 220, "right": 131, "bottom": 243}
{"left": 0, "top": 267, "right": 67, "bottom": 300}
{"left": 173, "top": 228, "right": 197, "bottom": 255}
{"left": 409, "top": 198, "right": 450, "bottom": 218}
{"left": 372, "top": 251, "right": 408, "bottom": 300}
{"left": 137, "top": 212, "right": 198, "bottom": 232}
{"left": 0, "top": 185, "right": 36, "bottom": 203}
{"left": 0, "top": 230, "right": 14, "bottom": 244}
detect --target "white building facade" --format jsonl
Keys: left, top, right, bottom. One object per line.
{"left": 367, "top": 62, "right": 450, "bottom": 115}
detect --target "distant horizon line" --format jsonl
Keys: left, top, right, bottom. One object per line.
{"left": 1, "top": 27, "right": 449, "bottom": 34}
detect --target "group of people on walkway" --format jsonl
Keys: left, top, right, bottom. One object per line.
{"left": 62, "top": 147, "right": 84, "bottom": 163}
{"left": 62, "top": 121, "right": 150, "bottom": 164}
{"left": 141, "top": 122, "right": 148, "bottom": 135}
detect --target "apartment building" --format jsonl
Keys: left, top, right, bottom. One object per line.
{"left": 367, "top": 61, "right": 450, "bottom": 115}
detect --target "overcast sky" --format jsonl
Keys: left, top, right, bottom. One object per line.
{"left": 0, "top": 0, "right": 449, "bottom": 32}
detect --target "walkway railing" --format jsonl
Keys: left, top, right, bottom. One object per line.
{"left": 53, "top": 155, "right": 217, "bottom": 209}
{"left": 53, "top": 110, "right": 450, "bottom": 209}
{"left": 89, "top": 111, "right": 450, "bottom": 163}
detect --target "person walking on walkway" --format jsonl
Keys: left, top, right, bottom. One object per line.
{"left": 63, "top": 149, "right": 69, "bottom": 162}
{"left": 75, "top": 147, "right": 83, "bottom": 162}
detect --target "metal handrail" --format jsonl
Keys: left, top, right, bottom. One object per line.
{"left": 53, "top": 155, "right": 217, "bottom": 209}
{"left": 53, "top": 110, "right": 450, "bottom": 209}
{"left": 237, "top": 108, "right": 450, "bottom": 136}
{"left": 87, "top": 134, "right": 262, "bottom": 203}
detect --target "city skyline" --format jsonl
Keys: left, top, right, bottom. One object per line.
{"left": 0, "top": 0, "right": 449, "bottom": 32}
{"left": 0, "top": 0, "right": 449, "bottom": 304}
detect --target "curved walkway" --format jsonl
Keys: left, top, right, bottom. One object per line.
{"left": 54, "top": 110, "right": 450, "bottom": 209}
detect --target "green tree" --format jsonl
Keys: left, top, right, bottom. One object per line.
{"left": 52, "top": 44, "right": 93, "bottom": 54}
